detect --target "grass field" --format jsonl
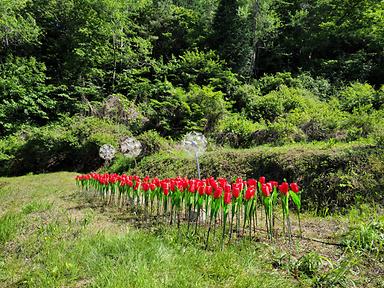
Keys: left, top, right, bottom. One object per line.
{"left": 0, "top": 172, "right": 383, "bottom": 287}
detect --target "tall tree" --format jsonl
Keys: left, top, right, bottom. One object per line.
{"left": 247, "top": 0, "right": 280, "bottom": 77}
{"left": 0, "top": 0, "right": 40, "bottom": 56}
{"left": 211, "top": 0, "right": 252, "bottom": 75}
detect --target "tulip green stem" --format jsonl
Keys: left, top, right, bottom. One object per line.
{"left": 221, "top": 208, "right": 228, "bottom": 250}
{"left": 187, "top": 202, "right": 192, "bottom": 234}
{"left": 205, "top": 214, "right": 213, "bottom": 250}
{"left": 297, "top": 210, "right": 302, "bottom": 238}
{"left": 229, "top": 202, "right": 236, "bottom": 241}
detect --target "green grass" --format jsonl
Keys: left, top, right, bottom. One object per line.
{"left": 0, "top": 213, "right": 22, "bottom": 245}
{"left": 0, "top": 172, "right": 382, "bottom": 287}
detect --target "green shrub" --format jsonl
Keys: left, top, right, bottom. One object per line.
{"left": 145, "top": 83, "right": 229, "bottom": 136}
{"left": 245, "top": 86, "right": 320, "bottom": 123}
{"left": 0, "top": 56, "right": 59, "bottom": 134}
{"left": 338, "top": 83, "right": 376, "bottom": 113}
{"left": 105, "top": 154, "right": 136, "bottom": 174}
{"left": 284, "top": 100, "right": 347, "bottom": 142}
{"left": 231, "top": 84, "right": 261, "bottom": 112}
{"left": 255, "top": 72, "right": 332, "bottom": 100}
{"left": 256, "top": 72, "right": 298, "bottom": 95}
{"left": 295, "top": 73, "right": 333, "bottom": 100}
{"left": 164, "top": 49, "right": 239, "bottom": 93}
{"left": 265, "top": 121, "right": 306, "bottom": 144}
{"left": 342, "top": 108, "right": 377, "bottom": 140}
{"left": 136, "top": 130, "right": 172, "bottom": 156}
{"left": 0, "top": 134, "right": 26, "bottom": 175}
{"left": 214, "top": 114, "right": 261, "bottom": 148}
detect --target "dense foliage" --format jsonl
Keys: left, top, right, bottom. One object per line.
{"left": 0, "top": 0, "right": 383, "bottom": 178}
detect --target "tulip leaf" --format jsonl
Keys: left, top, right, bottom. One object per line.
{"left": 289, "top": 190, "right": 301, "bottom": 210}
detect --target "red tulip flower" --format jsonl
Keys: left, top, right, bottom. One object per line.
{"left": 269, "top": 181, "right": 278, "bottom": 188}
{"left": 247, "top": 178, "right": 257, "bottom": 187}
{"left": 142, "top": 183, "right": 150, "bottom": 191}
{"left": 261, "top": 183, "right": 271, "bottom": 197}
{"left": 213, "top": 186, "right": 223, "bottom": 199}
{"left": 189, "top": 184, "right": 196, "bottom": 193}
{"left": 205, "top": 185, "right": 213, "bottom": 196}
{"left": 198, "top": 185, "right": 205, "bottom": 196}
{"left": 224, "top": 184, "right": 231, "bottom": 195}
{"left": 244, "top": 187, "right": 255, "bottom": 201}
{"left": 259, "top": 176, "right": 266, "bottom": 184}
{"left": 279, "top": 182, "right": 289, "bottom": 195}
{"left": 290, "top": 182, "right": 300, "bottom": 193}
{"left": 224, "top": 192, "right": 232, "bottom": 205}
{"left": 232, "top": 186, "right": 240, "bottom": 198}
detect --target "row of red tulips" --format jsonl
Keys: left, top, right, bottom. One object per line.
{"left": 76, "top": 173, "right": 302, "bottom": 248}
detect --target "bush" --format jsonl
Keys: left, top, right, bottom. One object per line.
{"left": 86, "top": 94, "right": 148, "bottom": 134}
{"left": 136, "top": 130, "right": 172, "bottom": 156}
{"left": 164, "top": 49, "right": 239, "bottom": 94}
{"left": 231, "top": 84, "right": 261, "bottom": 113}
{"left": 256, "top": 72, "right": 298, "bottom": 95}
{"left": 255, "top": 72, "right": 332, "bottom": 99}
{"left": 214, "top": 113, "right": 261, "bottom": 148}
{"left": 0, "top": 134, "right": 26, "bottom": 175}
{"left": 265, "top": 121, "right": 306, "bottom": 144}
{"left": 145, "top": 83, "right": 229, "bottom": 136}
{"left": 338, "top": 83, "right": 376, "bottom": 113}
{"left": 245, "top": 86, "right": 320, "bottom": 123}
{"left": 0, "top": 56, "right": 59, "bottom": 134}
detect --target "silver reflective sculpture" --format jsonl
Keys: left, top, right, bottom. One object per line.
{"left": 99, "top": 144, "right": 116, "bottom": 163}
{"left": 120, "top": 137, "right": 142, "bottom": 158}
{"left": 182, "top": 132, "right": 207, "bottom": 179}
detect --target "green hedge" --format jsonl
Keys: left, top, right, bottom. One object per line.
{"left": 115, "top": 144, "right": 384, "bottom": 212}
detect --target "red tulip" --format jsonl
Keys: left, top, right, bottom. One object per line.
{"left": 142, "top": 183, "right": 150, "bottom": 191}
{"left": 198, "top": 185, "right": 205, "bottom": 196}
{"left": 213, "top": 187, "right": 223, "bottom": 199}
{"left": 269, "top": 180, "right": 278, "bottom": 188}
{"left": 261, "top": 183, "right": 271, "bottom": 197}
{"left": 224, "top": 184, "right": 231, "bottom": 195}
{"left": 247, "top": 178, "right": 257, "bottom": 187}
{"left": 205, "top": 185, "right": 213, "bottom": 196}
{"left": 244, "top": 187, "right": 255, "bottom": 201}
{"left": 259, "top": 176, "right": 266, "bottom": 184}
{"left": 232, "top": 186, "right": 240, "bottom": 198}
{"left": 189, "top": 184, "right": 196, "bottom": 193}
{"left": 279, "top": 182, "right": 289, "bottom": 195}
{"left": 290, "top": 182, "right": 300, "bottom": 193}
{"left": 224, "top": 192, "right": 232, "bottom": 204}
